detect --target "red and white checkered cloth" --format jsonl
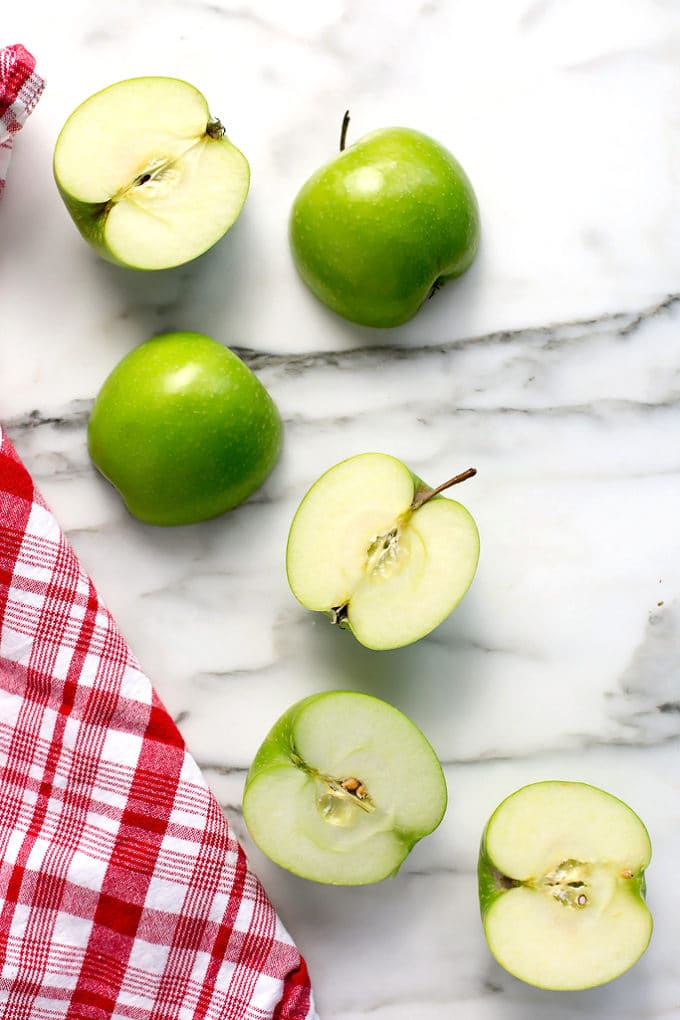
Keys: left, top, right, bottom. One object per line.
{"left": 0, "top": 426, "right": 317, "bottom": 1020}
{"left": 0, "top": 45, "right": 45, "bottom": 198}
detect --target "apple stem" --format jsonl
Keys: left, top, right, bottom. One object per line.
{"left": 412, "top": 468, "right": 477, "bottom": 510}
{"left": 340, "top": 110, "right": 351, "bottom": 152}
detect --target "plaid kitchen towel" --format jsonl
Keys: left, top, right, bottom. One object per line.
{"left": 0, "top": 45, "right": 45, "bottom": 198}
{"left": 0, "top": 426, "right": 317, "bottom": 1020}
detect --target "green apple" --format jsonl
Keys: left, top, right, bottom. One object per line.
{"left": 87, "top": 331, "right": 281, "bottom": 526}
{"left": 285, "top": 452, "right": 479, "bottom": 650}
{"left": 289, "top": 120, "right": 480, "bottom": 327}
{"left": 242, "top": 690, "right": 447, "bottom": 885}
{"left": 478, "top": 781, "right": 653, "bottom": 990}
{"left": 53, "top": 76, "right": 249, "bottom": 270}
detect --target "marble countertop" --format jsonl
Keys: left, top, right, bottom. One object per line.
{"left": 3, "top": 1, "right": 680, "bottom": 1017}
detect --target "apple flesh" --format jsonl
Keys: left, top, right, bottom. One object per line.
{"left": 289, "top": 124, "right": 480, "bottom": 327}
{"left": 242, "top": 691, "right": 447, "bottom": 885}
{"left": 285, "top": 453, "right": 479, "bottom": 650}
{"left": 87, "top": 331, "right": 281, "bottom": 526}
{"left": 54, "top": 76, "right": 249, "bottom": 270}
{"left": 478, "top": 781, "right": 652, "bottom": 990}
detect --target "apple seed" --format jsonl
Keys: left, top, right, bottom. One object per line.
{"left": 323, "top": 774, "right": 373, "bottom": 811}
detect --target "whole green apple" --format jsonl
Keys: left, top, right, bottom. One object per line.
{"left": 54, "top": 77, "right": 249, "bottom": 270}
{"left": 289, "top": 123, "right": 480, "bottom": 327}
{"left": 87, "top": 331, "right": 281, "bottom": 526}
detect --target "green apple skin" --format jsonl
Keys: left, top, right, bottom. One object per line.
{"left": 54, "top": 77, "right": 249, "bottom": 271}
{"left": 87, "top": 331, "right": 281, "bottom": 526}
{"left": 243, "top": 690, "right": 448, "bottom": 885}
{"left": 478, "top": 781, "right": 653, "bottom": 991}
{"left": 289, "top": 127, "right": 480, "bottom": 327}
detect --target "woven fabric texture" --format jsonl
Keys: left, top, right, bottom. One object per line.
{"left": 0, "top": 427, "right": 316, "bottom": 1020}
{"left": 0, "top": 44, "right": 45, "bottom": 197}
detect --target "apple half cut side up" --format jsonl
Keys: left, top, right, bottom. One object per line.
{"left": 478, "top": 781, "right": 653, "bottom": 991}
{"left": 242, "top": 691, "right": 448, "bottom": 885}
{"left": 285, "top": 453, "right": 480, "bottom": 650}
{"left": 53, "top": 77, "right": 250, "bottom": 270}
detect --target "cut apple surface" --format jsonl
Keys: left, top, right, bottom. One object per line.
{"left": 242, "top": 691, "right": 447, "bottom": 885}
{"left": 53, "top": 77, "right": 249, "bottom": 270}
{"left": 285, "top": 452, "right": 479, "bottom": 650}
{"left": 479, "top": 781, "right": 652, "bottom": 991}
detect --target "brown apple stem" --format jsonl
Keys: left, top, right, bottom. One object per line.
{"left": 340, "top": 110, "right": 351, "bottom": 151}
{"left": 412, "top": 468, "right": 477, "bottom": 510}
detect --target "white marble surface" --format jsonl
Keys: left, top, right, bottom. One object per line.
{"left": 3, "top": 0, "right": 680, "bottom": 1016}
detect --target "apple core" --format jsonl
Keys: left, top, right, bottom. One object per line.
{"left": 290, "top": 751, "right": 375, "bottom": 829}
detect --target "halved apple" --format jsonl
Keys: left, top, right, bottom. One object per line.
{"left": 242, "top": 691, "right": 447, "bottom": 885}
{"left": 285, "top": 452, "right": 479, "bottom": 650}
{"left": 53, "top": 76, "right": 249, "bottom": 270}
{"left": 479, "top": 781, "right": 653, "bottom": 990}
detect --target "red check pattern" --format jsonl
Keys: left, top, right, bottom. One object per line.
{"left": 0, "top": 45, "right": 45, "bottom": 198}
{"left": 0, "top": 427, "right": 316, "bottom": 1020}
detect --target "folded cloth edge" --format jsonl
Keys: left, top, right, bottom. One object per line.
{"left": 0, "top": 43, "right": 45, "bottom": 197}
{"left": 0, "top": 425, "right": 317, "bottom": 1020}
